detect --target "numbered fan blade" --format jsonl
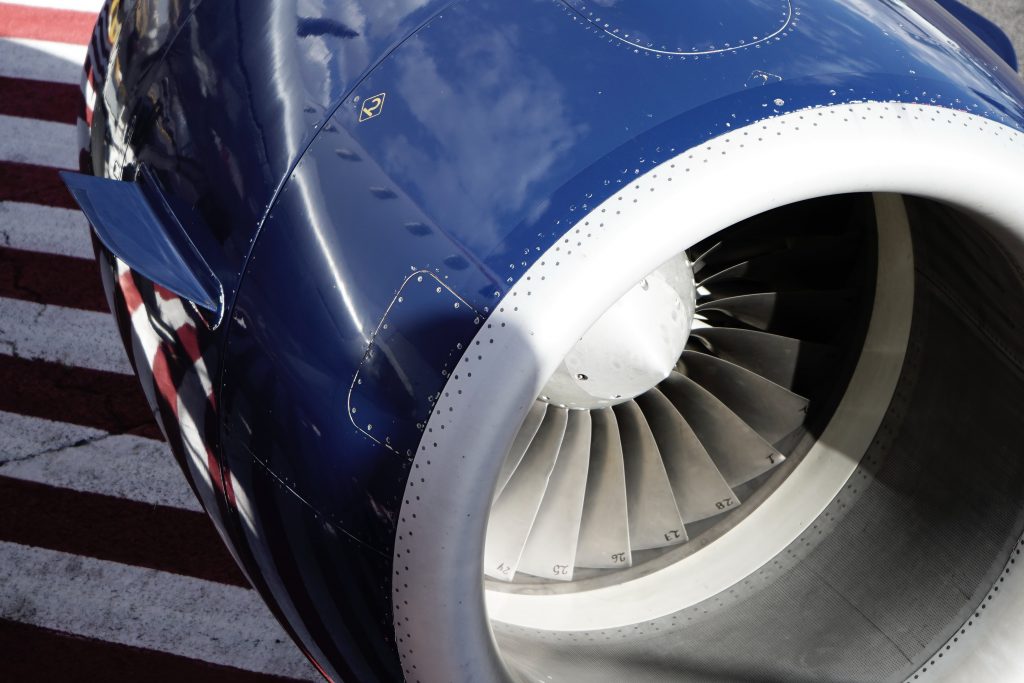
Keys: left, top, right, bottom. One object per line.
{"left": 518, "top": 411, "right": 593, "bottom": 581}
{"left": 484, "top": 407, "right": 568, "bottom": 581}
{"left": 661, "top": 372, "right": 784, "bottom": 486}
{"left": 637, "top": 389, "right": 739, "bottom": 523}
{"left": 615, "top": 400, "right": 687, "bottom": 550}
{"left": 681, "top": 350, "right": 809, "bottom": 445}
{"left": 576, "top": 409, "right": 632, "bottom": 569}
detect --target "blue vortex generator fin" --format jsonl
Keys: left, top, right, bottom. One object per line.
{"left": 938, "top": 0, "right": 1018, "bottom": 70}
{"left": 61, "top": 166, "right": 223, "bottom": 316}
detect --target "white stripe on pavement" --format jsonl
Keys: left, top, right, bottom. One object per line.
{"left": 0, "top": 38, "right": 86, "bottom": 83}
{"left": 0, "top": 114, "right": 78, "bottom": 168}
{"left": 0, "top": 411, "right": 200, "bottom": 511}
{"left": 0, "top": 202, "right": 93, "bottom": 259}
{"left": 0, "top": 407, "right": 103, "bottom": 460}
{"left": 4, "top": 0, "right": 103, "bottom": 12}
{"left": 0, "top": 297, "right": 130, "bottom": 374}
{"left": 0, "top": 542, "right": 318, "bottom": 680}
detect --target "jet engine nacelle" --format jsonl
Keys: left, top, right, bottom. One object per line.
{"left": 66, "top": 1, "right": 1024, "bottom": 681}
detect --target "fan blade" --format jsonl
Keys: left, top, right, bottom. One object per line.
{"left": 614, "top": 400, "right": 687, "bottom": 550}
{"left": 637, "top": 389, "right": 739, "bottom": 523}
{"left": 661, "top": 372, "right": 784, "bottom": 486}
{"left": 698, "top": 233, "right": 858, "bottom": 290}
{"left": 690, "top": 327, "right": 836, "bottom": 390}
{"left": 681, "top": 350, "right": 809, "bottom": 445}
{"left": 483, "top": 407, "right": 569, "bottom": 581}
{"left": 693, "top": 195, "right": 864, "bottom": 275}
{"left": 696, "top": 289, "right": 857, "bottom": 342}
{"left": 518, "top": 411, "right": 593, "bottom": 581}
{"left": 690, "top": 241, "right": 722, "bottom": 276}
{"left": 575, "top": 409, "right": 632, "bottom": 570}
{"left": 493, "top": 401, "right": 548, "bottom": 500}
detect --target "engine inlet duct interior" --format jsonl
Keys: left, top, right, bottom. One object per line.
{"left": 484, "top": 195, "right": 874, "bottom": 586}
{"left": 472, "top": 189, "right": 1024, "bottom": 682}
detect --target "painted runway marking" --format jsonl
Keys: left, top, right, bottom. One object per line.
{"left": 0, "top": 430, "right": 201, "bottom": 510}
{"left": 4, "top": 0, "right": 103, "bottom": 11}
{"left": 0, "top": 353, "right": 163, "bottom": 437}
{"left": 0, "top": 159, "right": 77, "bottom": 208}
{"left": 0, "top": 245, "right": 108, "bottom": 310}
{"left": 0, "top": 296, "right": 131, "bottom": 373}
{"left": 0, "top": 113, "right": 78, "bottom": 168}
{"left": 0, "top": 2, "right": 97, "bottom": 44}
{"left": 0, "top": 37, "right": 87, "bottom": 83}
{"left": 0, "top": 542, "right": 317, "bottom": 679}
{"left": 0, "top": 202, "right": 92, "bottom": 258}
{"left": 0, "top": 75, "right": 81, "bottom": 123}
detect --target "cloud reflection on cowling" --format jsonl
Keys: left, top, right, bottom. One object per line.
{"left": 379, "top": 24, "right": 588, "bottom": 252}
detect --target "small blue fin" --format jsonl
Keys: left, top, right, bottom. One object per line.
{"left": 936, "top": 0, "right": 1018, "bottom": 71}
{"left": 61, "top": 168, "right": 223, "bottom": 316}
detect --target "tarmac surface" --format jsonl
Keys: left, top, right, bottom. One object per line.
{"left": 0, "top": 1, "right": 1021, "bottom": 681}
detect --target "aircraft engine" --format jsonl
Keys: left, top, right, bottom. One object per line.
{"left": 64, "top": 1, "right": 1024, "bottom": 680}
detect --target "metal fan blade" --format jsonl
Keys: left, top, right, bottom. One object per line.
{"left": 689, "top": 230, "right": 790, "bottom": 277}
{"left": 493, "top": 401, "right": 548, "bottom": 500}
{"left": 695, "top": 289, "right": 857, "bottom": 341}
{"left": 690, "top": 327, "right": 836, "bottom": 390}
{"left": 637, "top": 389, "right": 739, "bottom": 523}
{"left": 698, "top": 233, "right": 858, "bottom": 290}
{"left": 661, "top": 372, "right": 784, "bottom": 486}
{"left": 690, "top": 241, "right": 722, "bottom": 275}
{"left": 681, "top": 350, "right": 809, "bottom": 445}
{"left": 483, "top": 407, "right": 569, "bottom": 581}
{"left": 575, "top": 409, "right": 632, "bottom": 570}
{"left": 518, "top": 411, "right": 593, "bottom": 581}
{"left": 614, "top": 400, "right": 687, "bottom": 550}
{"left": 693, "top": 196, "right": 864, "bottom": 276}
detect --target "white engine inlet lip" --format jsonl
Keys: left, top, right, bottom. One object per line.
{"left": 392, "top": 103, "right": 1024, "bottom": 683}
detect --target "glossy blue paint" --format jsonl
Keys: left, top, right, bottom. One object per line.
{"left": 61, "top": 168, "right": 223, "bottom": 314}
{"left": 78, "top": 0, "right": 1024, "bottom": 680}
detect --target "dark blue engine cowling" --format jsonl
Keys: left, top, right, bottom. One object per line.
{"left": 78, "top": 0, "right": 1024, "bottom": 680}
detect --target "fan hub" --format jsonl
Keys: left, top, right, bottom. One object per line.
{"left": 541, "top": 256, "right": 696, "bottom": 410}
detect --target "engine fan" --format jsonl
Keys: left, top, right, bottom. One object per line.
{"left": 484, "top": 194, "right": 875, "bottom": 587}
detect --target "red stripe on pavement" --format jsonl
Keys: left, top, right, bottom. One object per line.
{"left": 0, "top": 475, "right": 249, "bottom": 588}
{"left": 0, "top": 75, "right": 80, "bottom": 124}
{"left": 0, "top": 355, "right": 163, "bottom": 440}
{"left": 0, "top": 3, "right": 96, "bottom": 45}
{"left": 0, "top": 161, "right": 76, "bottom": 208}
{"left": 0, "top": 620, "right": 308, "bottom": 683}
{"left": 0, "top": 247, "right": 107, "bottom": 312}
